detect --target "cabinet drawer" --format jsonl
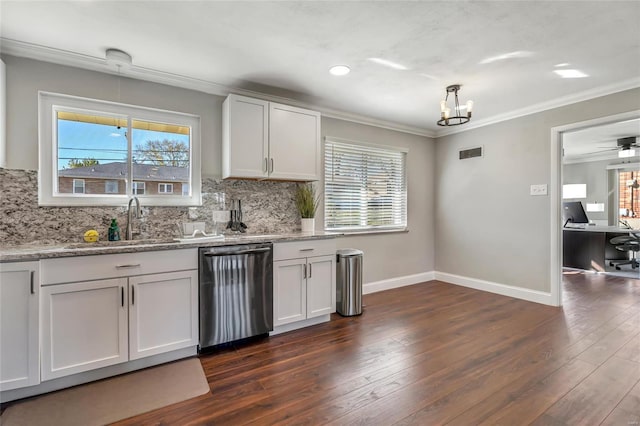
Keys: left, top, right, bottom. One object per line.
{"left": 41, "top": 248, "right": 198, "bottom": 285}
{"left": 273, "top": 239, "right": 336, "bottom": 261}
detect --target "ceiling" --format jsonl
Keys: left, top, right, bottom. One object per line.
{"left": 1, "top": 1, "right": 639, "bottom": 137}
{"left": 563, "top": 118, "right": 640, "bottom": 163}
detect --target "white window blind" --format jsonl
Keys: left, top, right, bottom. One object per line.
{"left": 324, "top": 138, "right": 407, "bottom": 231}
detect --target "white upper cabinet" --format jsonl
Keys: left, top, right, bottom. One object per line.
{"left": 222, "top": 94, "right": 321, "bottom": 181}
{"left": 222, "top": 95, "right": 269, "bottom": 179}
{"left": 268, "top": 102, "right": 321, "bottom": 181}
{"left": 1, "top": 59, "right": 6, "bottom": 168}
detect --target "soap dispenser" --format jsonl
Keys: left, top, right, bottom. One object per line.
{"left": 108, "top": 218, "right": 121, "bottom": 241}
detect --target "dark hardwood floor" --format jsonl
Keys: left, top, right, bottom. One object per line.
{"left": 115, "top": 272, "right": 640, "bottom": 425}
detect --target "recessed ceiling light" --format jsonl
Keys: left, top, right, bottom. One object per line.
{"left": 554, "top": 69, "right": 588, "bottom": 78}
{"left": 554, "top": 62, "right": 570, "bottom": 67}
{"left": 367, "top": 57, "right": 408, "bottom": 70}
{"left": 329, "top": 65, "right": 351, "bottom": 76}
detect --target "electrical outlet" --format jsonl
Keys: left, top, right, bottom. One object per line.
{"left": 530, "top": 184, "right": 548, "bottom": 196}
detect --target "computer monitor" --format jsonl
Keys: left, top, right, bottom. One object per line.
{"left": 563, "top": 201, "right": 589, "bottom": 227}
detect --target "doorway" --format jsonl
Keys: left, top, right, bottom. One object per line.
{"left": 550, "top": 111, "right": 640, "bottom": 306}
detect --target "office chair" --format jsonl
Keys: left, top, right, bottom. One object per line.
{"left": 609, "top": 232, "right": 640, "bottom": 270}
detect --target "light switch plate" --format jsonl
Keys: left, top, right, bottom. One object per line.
{"left": 530, "top": 184, "right": 548, "bottom": 196}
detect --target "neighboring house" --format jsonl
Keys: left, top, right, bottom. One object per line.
{"left": 58, "top": 162, "right": 189, "bottom": 195}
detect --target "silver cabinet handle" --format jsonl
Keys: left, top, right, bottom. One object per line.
{"left": 30, "top": 271, "right": 35, "bottom": 294}
{"left": 264, "top": 157, "right": 268, "bottom": 173}
{"left": 270, "top": 158, "right": 274, "bottom": 173}
{"left": 303, "top": 263, "right": 307, "bottom": 279}
{"left": 308, "top": 263, "right": 312, "bottom": 278}
{"left": 299, "top": 248, "right": 314, "bottom": 252}
{"left": 116, "top": 264, "right": 141, "bottom": 269}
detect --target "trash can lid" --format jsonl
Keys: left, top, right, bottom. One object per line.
{"left": 337, "top": 248, "right": 363, "bottom": 257}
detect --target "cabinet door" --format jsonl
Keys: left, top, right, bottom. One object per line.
{"left": 306, "top": 255, "right": 336, "bottom": 318}
{"left": 273, "top": 259, "right": 307, "bottom": 326}
{"left": 268, "top": 103, "right": 321, "bottom": 181}
{"left": 0, "top": 262, "right": 39, "bottom": 391}
{"left": 128, "top": 270, "right": 198, "bottom": 360}
{"left": 41, "top": 278, "right": 128, "bottom": 380}
{"left": 223, "top": 94, "right": 269, "bottom": 179}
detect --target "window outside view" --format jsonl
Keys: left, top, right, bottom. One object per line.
{"left": 324, "top": 139, "right": 407, "bottom": 231}
{"left": 619, "top": 170, "right": 640, "bottom": 229}
{"left": 56, "top": 112, "right": 191, "bottom": 197}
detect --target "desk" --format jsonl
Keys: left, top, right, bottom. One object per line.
{"left": 563, "top": 227, "right": 630, "bottom": 271}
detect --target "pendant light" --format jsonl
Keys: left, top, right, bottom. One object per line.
{"left": 438, "top": 84, "right": 473, "bottom": 126}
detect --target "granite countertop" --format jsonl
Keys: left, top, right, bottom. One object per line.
{"left": 0, "top": 231, "right": 342, "bottom": 262}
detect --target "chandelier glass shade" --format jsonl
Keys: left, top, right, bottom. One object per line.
{"left": 438, "top": 84, "right": 473, "bottom": 126}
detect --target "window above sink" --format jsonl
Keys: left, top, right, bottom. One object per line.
{"left": 38, "top": 92, "right": 201, "bottom": 206}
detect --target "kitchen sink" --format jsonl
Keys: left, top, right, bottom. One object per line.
{"left": 64, "top": 238, "right": 178, "bottom": 249}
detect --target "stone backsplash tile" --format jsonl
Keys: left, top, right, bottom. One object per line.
{"left": 0, "top": 169, "right": 301, "bottom": 247}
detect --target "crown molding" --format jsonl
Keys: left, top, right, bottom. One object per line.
{"left": 436, "top": 77, "right": 640, "bottom": 138}
{"left": 0, "top": 38, "right": 435, "bottom": 138}
{"left": 3, "top": 38, "right": 637, "bottom": 141}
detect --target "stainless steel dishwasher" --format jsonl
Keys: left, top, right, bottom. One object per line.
{"left": 199, "top": 243, "right": 273, "bottom": 350}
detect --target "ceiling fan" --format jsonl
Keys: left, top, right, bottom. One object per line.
{"left": 597, "top": 136, "right": 640, "bottom": 157}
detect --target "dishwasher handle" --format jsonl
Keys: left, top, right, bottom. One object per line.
{"left": 203, "top": 247, "right": 271, "bottom": 257}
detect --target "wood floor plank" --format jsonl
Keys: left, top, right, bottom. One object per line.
{"left": 601, "top": 378, "right": 640, "bottom": 426}
{"left": 50, "top": 272, "right": 636, "bottom": 426}
{"left": 449, "top": 358, "right": 598, "bottom": 425}
{"left": 576, "top": 312, "right": 640, "bottom": 366}
{"left": 531, "top": 356, "right": 640, "bottom": 425}
{"left": 614, "top": 331, "right": 640, "bottom": 363}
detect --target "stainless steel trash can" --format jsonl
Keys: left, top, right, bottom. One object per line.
{"left": 336, "top": 248, "right": 363, "bottom": 316}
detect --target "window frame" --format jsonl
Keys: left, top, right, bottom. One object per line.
{"left": 158, "top": 183, "right": 174, "bottom": 194}
{"left": 38, "top": 91, "right": 201, "bottom": 206}
{"left": 132, "top": 181, "right": 146, "bottom": 195}
{"left": 104, "top": 180, "right": 119, "bottom": 194}
{"left": 324, "top": 136, "right": 408, "bottom": 233}
{"left": 72, "top": 179, "right": 85, "bottom": 194}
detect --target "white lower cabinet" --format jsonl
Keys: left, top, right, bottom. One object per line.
{"left": 306, "top": 255, "right": 335, "bottom": 318}
{"left": 40, "top": 249, "right": 198, "bottom": 381}
{"left": 128, "top": 271, "right": 198, "bottom": 360}
{"left": 273, "top": 259, "right": 307, "bottom": 325}
{"left": 273, "top": 240, "right": 336, "bottom": 328}
{"left": 0, "top": 262, "right": 40, "bottom": 391}
{"left": 41, "top": 278, "right": 128, "bottom": 380}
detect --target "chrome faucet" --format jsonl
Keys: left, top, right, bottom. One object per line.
{"left": 126, "top": 196, "right": 142, "bottom": 240}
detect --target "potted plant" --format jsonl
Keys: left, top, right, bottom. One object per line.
{"left": 295, "top": 183, "right": 320, "bottom": 233}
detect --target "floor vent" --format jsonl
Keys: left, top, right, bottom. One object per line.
{"left": 459, "top": 146, "right": 483, "bottom": 160}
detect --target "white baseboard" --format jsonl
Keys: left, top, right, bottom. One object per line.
{"left": 363, "top": 271, "right": 435, "bottom": 294}
{"left": 363, "top": 270, "right": 554, "bottom": 306}
{"left": 434, "top": 271, "right": 554, "bottom": 306}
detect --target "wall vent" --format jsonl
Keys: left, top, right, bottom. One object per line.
{"left": 459, "top": 146, "right": 483, "bottom": 160}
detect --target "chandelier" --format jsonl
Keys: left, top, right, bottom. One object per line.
{"left": 438, "top": 84, "right": 473, "bottom": 126}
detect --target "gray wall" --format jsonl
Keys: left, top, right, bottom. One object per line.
{"left": 435, "top": 88, "right": 640, "bottom": 293}
{"left": 563, "top": 159, "right": 615, "bottom": 224}
{"left": 3, "top": 55, "right": 222, "bottom": 175}
{"left": 320, "top": 117, "right": 436, "bottom": 284}
{"left": 2, "top": 55, "right": 436, "bottom": 284}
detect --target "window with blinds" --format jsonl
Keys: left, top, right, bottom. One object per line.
{"left": 324, "top": 138, "right": 407, "bottom": 231}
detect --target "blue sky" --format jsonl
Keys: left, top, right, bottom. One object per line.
{"left": 57, "top": 120, "right": 189, "bottom": 169}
